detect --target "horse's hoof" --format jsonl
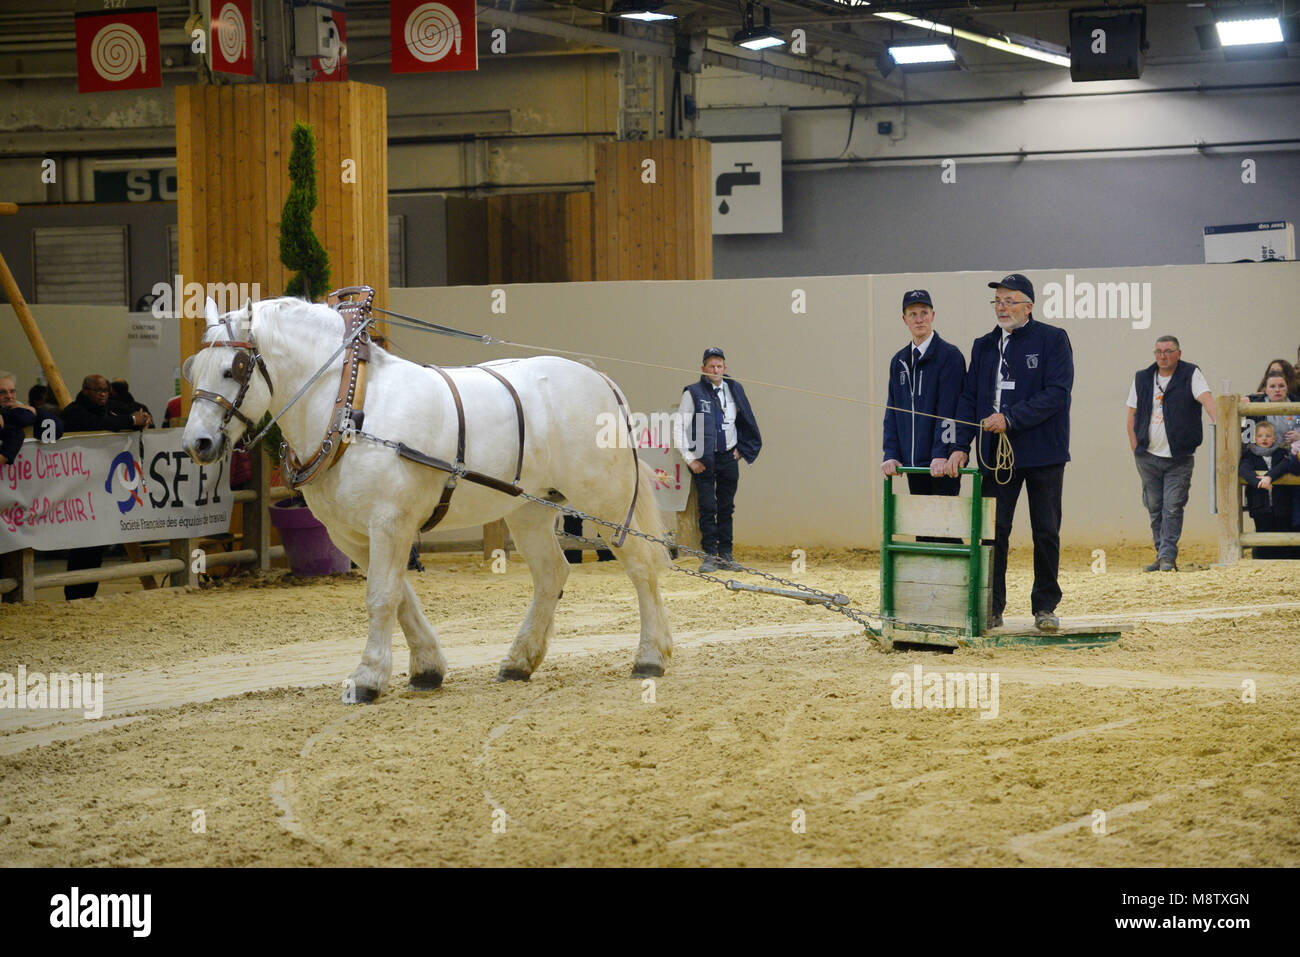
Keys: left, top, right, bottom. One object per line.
{"left": 409, "top": 670, "right": 444, "bottom": 691}
{"left": 345, "top": 685, "right": 380, "bottom": 704}
{"left": 630, "top": 663, "right": 664, "bottom": 678}
{"left": 496, "top": 667, "right": 532, "bottom": 682}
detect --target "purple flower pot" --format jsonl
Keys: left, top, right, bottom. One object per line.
{"left": 269, "top": 499, "right": 352, "bottom": 576}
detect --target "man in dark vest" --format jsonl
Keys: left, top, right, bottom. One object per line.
{"left": 676, "top": 347, "right": 762, "bottom": 573}
{"left": 1126, "top": 335, "right": 1217, "bottom": 571}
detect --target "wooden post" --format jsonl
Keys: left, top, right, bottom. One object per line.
{"left": 168, "top": 537, "right": 199, "bottom": 587}
{"left": 483, "top": 519, "right": 508, "bottom": 560}
{"left": 676, "top": 481, "right": 701, "bottom": 552}
{"left": 244, "top": 450, "right": 272, "bottom": 571}
{"left": 593, "top": 139, "right": 712, "bottom": 280}
{"left": 1215, "top": 394, "right": 1242, "bottom": 564}
{"left": 1, "top": 547, "right": 34, "bottom": 603}
{"left": 0, "top": 202, "right": 72, "bottom": 407}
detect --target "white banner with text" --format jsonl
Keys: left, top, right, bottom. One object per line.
{"left": 1, "top": 429, "right": 232, "bottom": 553}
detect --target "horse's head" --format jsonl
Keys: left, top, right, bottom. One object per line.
{"left": 181, "top": 297, "right": 274, "bottom": 465}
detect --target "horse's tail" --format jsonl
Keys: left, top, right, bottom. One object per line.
{"left": 631, "top": 459, "right": 670, "bottom": 568}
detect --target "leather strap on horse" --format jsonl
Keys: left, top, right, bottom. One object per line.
{"left": 418, "top": 366, "right": 468, "bottom": 532}
{"left": 598, "top": 372, "right": 638, "bottom": 547}
{"left": 478, "top": 364, "right": 526, "bottom": 484}
{"left": 412, "top": 364, "right": 527, "bottom": 532}
{"left": 397, "top": 444, "right": 523, "bottom": 497}
{"left": 282, "top": 286, "right": 373, "bottom": 489}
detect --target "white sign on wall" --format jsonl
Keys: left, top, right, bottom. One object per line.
{"left": 1203, "top": 221, "right": 1294, "bottom": 263}
{"left": 633, "top": 411, "right": 691, "bottom": 512}
{"left": 710, "top": 138, "right": 783, "bottom": 235}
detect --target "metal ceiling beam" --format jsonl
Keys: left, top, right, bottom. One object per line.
{"left": 478, "top": 7, "right": 861, "bottom": 94}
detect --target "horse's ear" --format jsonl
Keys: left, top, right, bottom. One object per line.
{"left": 243, "top": 298, "right": 253, "bottom": 323}
{"left": 204, "top": 297, "right": 220, "bottom": 327}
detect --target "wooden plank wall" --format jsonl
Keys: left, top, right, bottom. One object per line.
{"left": 593, "top": 138, "right": 712, "bottom": 281}
{"left": 485, "top": 192, "right": 595, "bottom": 283}
{"left": 175, "top": 82, "right": 388, "bottom": 410}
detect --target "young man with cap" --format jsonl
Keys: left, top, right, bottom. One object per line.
{"left": 676, "top": 348, "right": 762, "bottom": 573}
{"left": 1127, "top": 335, "right": 1217, "bottom": 572}
{"left": 946, "top": 274, "right": 1074, "bottom": 632}
{"left": 881, "top": 290, "right": 968, "bottom": 502}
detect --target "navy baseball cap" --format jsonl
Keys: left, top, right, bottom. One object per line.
{"left": 702, "top": 347, "right": 726, "bottom": 362}
{"left": 988, "top": 273, "right": 1035, "bottom": 302}
{"left": 902, "top": 289, "right": 933, "bottom": 310}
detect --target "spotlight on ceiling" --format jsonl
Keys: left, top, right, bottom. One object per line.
{"left": 734, "top": 3, "right": 785, "bottom": 51}
{"left": 887, "top": 43, "right": 957, "bottom": 65}
{"left": 878, "top": 40, "right": 961, "bottom": 76}
{"left": 611, "top": 0, "right": 677, "bottom": 22}
{"left": 1214, "top": 5, "right": 1283, "bottom": 45}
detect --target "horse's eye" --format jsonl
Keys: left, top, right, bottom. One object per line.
{"left": 222, "top": 369, "right": 233, "bottom": 379}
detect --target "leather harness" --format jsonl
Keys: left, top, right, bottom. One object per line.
{"left": 279, "top": 286, "right": 373, "bottom": 487}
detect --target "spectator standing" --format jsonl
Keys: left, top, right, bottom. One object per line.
{"left": 1125, "top": 336, "right": 1217, "bottom": 571}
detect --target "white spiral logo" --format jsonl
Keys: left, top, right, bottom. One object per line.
{"left": 216, "top": 3, "right": 247, "bottom": 62}
{"left": 404, "top": 3, "right": 462, "bottom": 63}
{"left": 90, "top": 23, "right": 147, "bottom": 81}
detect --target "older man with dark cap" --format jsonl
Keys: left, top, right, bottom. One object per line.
{"left": 946, "top": 274, "right": 1074, "bottom": 631}
{"left": 676, "top": 347, "right": 762, "bottom": 573}
{"left": 881, "top": 290, "right": 967, "bottom": 499}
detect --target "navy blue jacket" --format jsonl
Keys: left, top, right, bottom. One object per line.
{"left": 882, "top": 332, "right": 967, "bottom": 466}
{"left": 0, "top": 404, "right": 63, "bottom": 441}
{"left": 683, "top": 376, "right": 762, "bottom": 464}
{"left": 955, "top": 317, "right": 1073, "bottom": 469}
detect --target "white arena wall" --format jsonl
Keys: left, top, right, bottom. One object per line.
{"left": 4, "top": 262, "right": 1295, "bottom": 548}
{"left": 390, "top": 261, "right": 1300, "bottom": 548}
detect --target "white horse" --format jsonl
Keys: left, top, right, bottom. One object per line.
{"left": 181, "top": 296, "right": 673, "bottom": 702}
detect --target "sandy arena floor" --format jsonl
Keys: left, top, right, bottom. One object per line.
{"left": 1, "top": 542, "right": 1297, "bottom": 867}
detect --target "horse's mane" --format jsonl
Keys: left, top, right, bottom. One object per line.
{"left": 248, "top": 297, "right": 345, "bottom": 359}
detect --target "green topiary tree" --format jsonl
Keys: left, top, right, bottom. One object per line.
{"left": 279, "top": 122, "right": 330, "bottom": 300}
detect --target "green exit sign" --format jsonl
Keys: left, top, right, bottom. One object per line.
{"left": 93, "top": 168, "right": 179, "bottom": 203}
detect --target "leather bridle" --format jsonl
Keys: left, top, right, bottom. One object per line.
{"left": 188, "top": 312, "right": 274, "bottom": 451}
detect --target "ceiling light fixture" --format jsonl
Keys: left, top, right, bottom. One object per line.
{"left": 875, "top": 11, "right": 1071, "bottom": 68}
{"left": 734, "top": 3, "right": 785, "bottom": 52}
{"left": 1214, "top": 5, "right": 1283, "bottom": 45}
{"left": 611, "top": 0, "right": 677, "bottom": 22}
{"left": 887, "top": 43, "right": 957, "bottom": 65}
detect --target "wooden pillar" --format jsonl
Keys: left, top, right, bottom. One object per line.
{"left": 486, "top": 192, "right": 595, "bottom": 283}
{"left": 175, "top": 82, "right": 390, "bottom": 413}
{"left": 483, "top": 519, "right": 509, "bottom": 560}
{"left": 1, "top": 547, "right": 34, "bottom": 603}
{"left": 1216, "top": 394, "right": 1242, "bottom": 564}
{"left": 168, "top": 537, "right": 199, "bottom": 588}
{"left": 594, "top": 139, "right": 712, "bottom": 280}
{"left": 676, "top": 481, "right": 700, "bottom": 552}
{"left": 244, "top": 450, "right": 273, "bottom": 572}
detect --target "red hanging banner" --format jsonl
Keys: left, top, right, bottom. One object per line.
{"left": 210, "top": 0, "right": 254, "bottom": 77}
{"left": 313, "top": 11, "right": 348, "bottom": 82}
{"left": 75, "top": 8, "right": 162, "bottom": 94}
{"left": 390, "top": 0, "right": 478, "bottom": 74}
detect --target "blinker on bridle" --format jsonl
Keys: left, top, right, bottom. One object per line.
{"left": 187, "top": 312, "right": 274, "bottom": 452}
